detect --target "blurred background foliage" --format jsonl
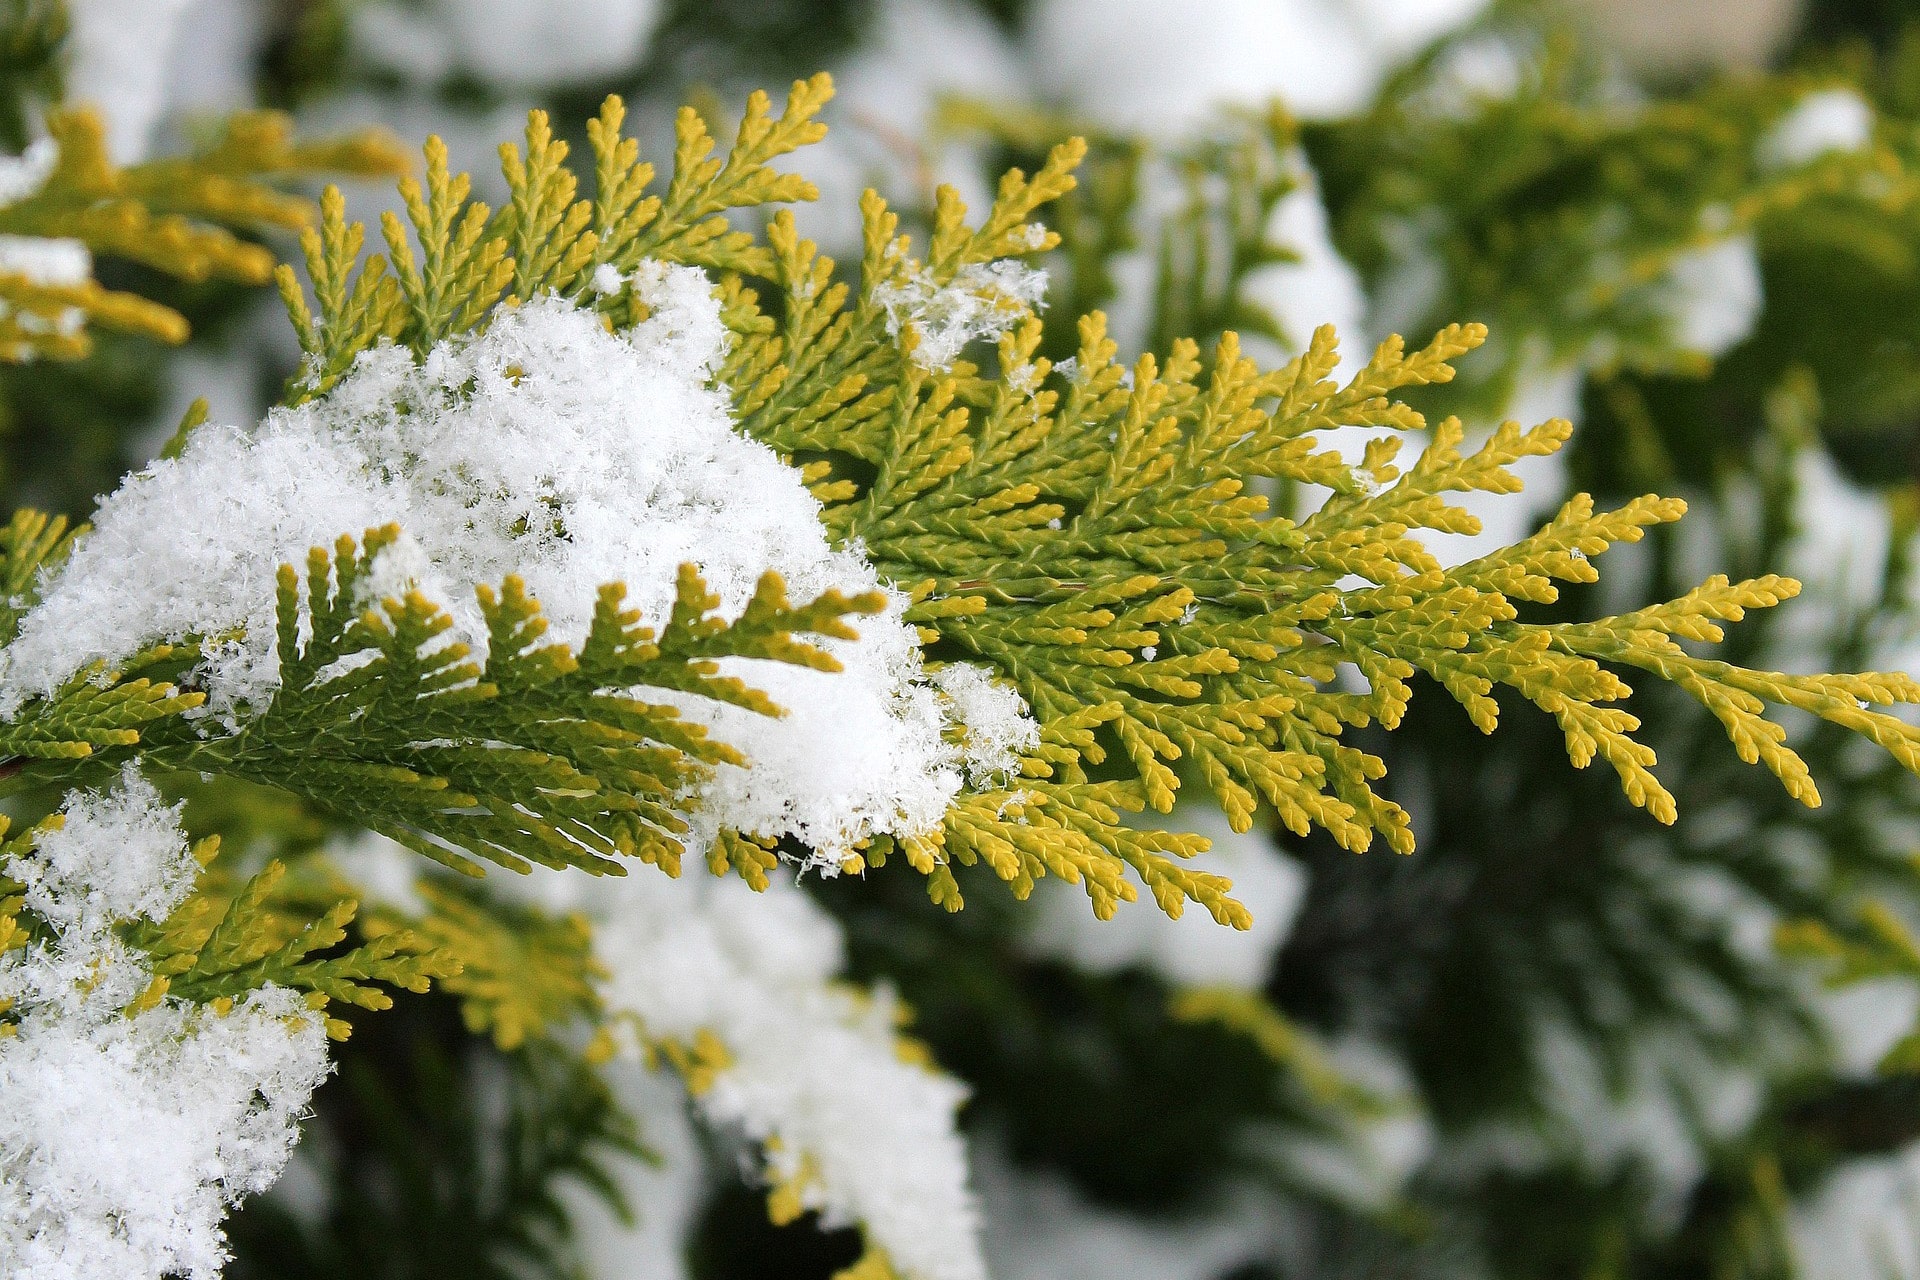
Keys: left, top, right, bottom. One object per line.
{"left": 21, "top": 0, "right": 1920, "bottom": 1277}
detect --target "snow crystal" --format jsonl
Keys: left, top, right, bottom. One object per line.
{"left": 1761, "top": 87, "right": 1875, "bottom": 169}
{"left": 3, "top": 267, "right": 1032, "bottom": 865}
{"left": 590, "top": 262, "right": 624, "bottom": 295}
{"left": 1654, "top": 232, "right": 1762, "bottom": 359}
{"left": 929, "top": 663, "right": 1039, "bottom": 786}
{"left": 14, "top": 765, "right": 198, "bottom": 938}
{"left": 0, "top": 140, "right": 58, "bottom": 209}
{"left": 0, "top": 770, "right": 329, "bottom": 1280}
{"left": 0, "top": 236, "right": 92, "bottom": 287}
{"left": 515, "top": 866, "right": 986, "bottom": 1280}
{"left": 875, "top": 259, "right": 1048, "bottom": 371}
{"left": 1020, "top": 803, "right": 1307, "bottom": 990}
{"left": 63, "top": 0, "right": 198, "bottom": 163}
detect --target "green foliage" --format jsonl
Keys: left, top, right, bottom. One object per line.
{"left": 936, "top": 98, "right": 1314, "bottom": 361}
{"left": 226, "top": 1007, "right": 646, "bottom": 1280}
{"left": 121, "top": 524, "right": 882, "bottom": 880}
{"left": 206, "top": 73, "right": 1920, "bottom": 933}
{"left": 20, "top": 56, "right": 1920, "bottom": 1280}
{"left": 0, "top": 0, "right": 61, "bottom": 151}
{"left": 0, "top": 507, "right": 204, "bottom": 763}
{"left": 0, "top": 803, "right": 456, "bottom": 1043}
{"left": 277, "top": 80, "right": 830, "bottom": 399}
{"left": 359, "top": 875, "right": 604, "bottom": 1052}
{"left": 0, "top": 504, "right": 71, "bottom": 644}
{"left": 123, "top": 851, "right": 457, "bottom": 1040}
{"left": 0, "top": 107, "right": 408, "bottom": 360}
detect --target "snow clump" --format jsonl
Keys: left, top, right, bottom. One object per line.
{"left": 874, "top": 259, "right": 1049, "bottom": 370}
{"left": 0, "top": 767, "right": 329, "bottom": 1280}
{"left": 0, "top": 263, "right": 1037, "bottom": 866}
{"left": 516, "top": 863, "right": 987, "bottom": 1280}
{"left": 1759, "top": 87, "right": 1876, "bottom": 169}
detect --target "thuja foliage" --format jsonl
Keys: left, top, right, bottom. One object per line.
{"left": 14, "top": 71, "right": 1920, "bottom": 966}
{"left": 0, "top": 107, "right": 406, "bottom": 360}
{"left": 14, "top": 68, "right": 1920, "bottom": 1277}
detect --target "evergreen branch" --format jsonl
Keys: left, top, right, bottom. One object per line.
{"left": 0, "top": 645, "right": 203, "bottom": 762}
{"left": 0, "top": 106, "right": 406, "bottom": 361}
{"left": 356, "top": 876, "right": 602, "bottom": 1052}
{"left": 130, "top": 855, "right": 455, "bottom": 1039}
{"left": 0, "top": 508, "right": 76, "bottom": 646}
{"left": 148, "top": 527, "right": 880, "bottom": 880}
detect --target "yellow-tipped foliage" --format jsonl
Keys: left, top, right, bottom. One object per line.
{"left": 0, "top": 106, "right": 405, "bottom": 361}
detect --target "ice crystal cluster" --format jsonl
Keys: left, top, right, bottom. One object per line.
{"left": 0, "top": 769, "right": 329, "bottom": 1279}
{"left": 524, "top": 865, "right": 985, "bottom": 1280}
{"left": 875, "top": 259, "right": 1050, "bottom": 371}
{"left": 0, "top": 264, "right": 1035, "bottom": 863}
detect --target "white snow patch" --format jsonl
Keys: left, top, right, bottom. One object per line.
{"left": 0, "top": 768, "right": 329, "bottom": 1280}
{"left": 1414, "top": 31, "right": 1531, "bottom": 116}
{"left": 1654, "top": 233, "right": 1763, "bottom": 360}
{"left": 1027, "top": 0, "right": 1490, "bottom": 132}
{"left": 1792, "top": 1139, "right": 1920, "bottom": 1280}
{"left": 556, "top": 1062, "right": 706, "bottom": 1280}
{"left": 875, "top": 259, "right": 1049, "bottom": 370}
{"left": 2, "top": 269, "right": 1029, "bottom": 866}
{"left": 976, "top": 1146, "right": 1275, "bottom": 1280}
{"left": 16, "top": 766, "right": 200, "bottom": 937}
{"left": 0, "top": 140, "right": 58, "bottom": 209}
{"left": 930, "top": 663, "right": 1039, "bottom": 787}
{"left": 324, "top": 829, "right": 429, "bottom": 920}
{"left": 63, "top": 0, "right": 198, "bottom": 163}
{"left": 1761, "top": 88, "right": 1875, "bottom": 169}
{"left": 516, "top": 865, "right": 986, "bottom": 1280}
{"left": 0, "top": 236, "right": 92, "bottom": 287}
{"left": 353, "top": 0, "right": 661, "bottom": 88}
{"left": 1237, "top": 150, "right": 1369, "bottom": 379}
{"left": 785, "top": 0, "right": 1027, "bottom": 256}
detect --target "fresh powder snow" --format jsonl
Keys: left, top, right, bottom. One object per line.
{"left": 0, "top": 768, "right": 330, "bottom": 1280}
{"left": 874, "top": 259, "right": 1050, "bottom": 371}
{"left": 0, "top": 262, "right": 1036, "bottom": 867}
{"left": 515, "top": 862, "right": 989, "bottom": 1280}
